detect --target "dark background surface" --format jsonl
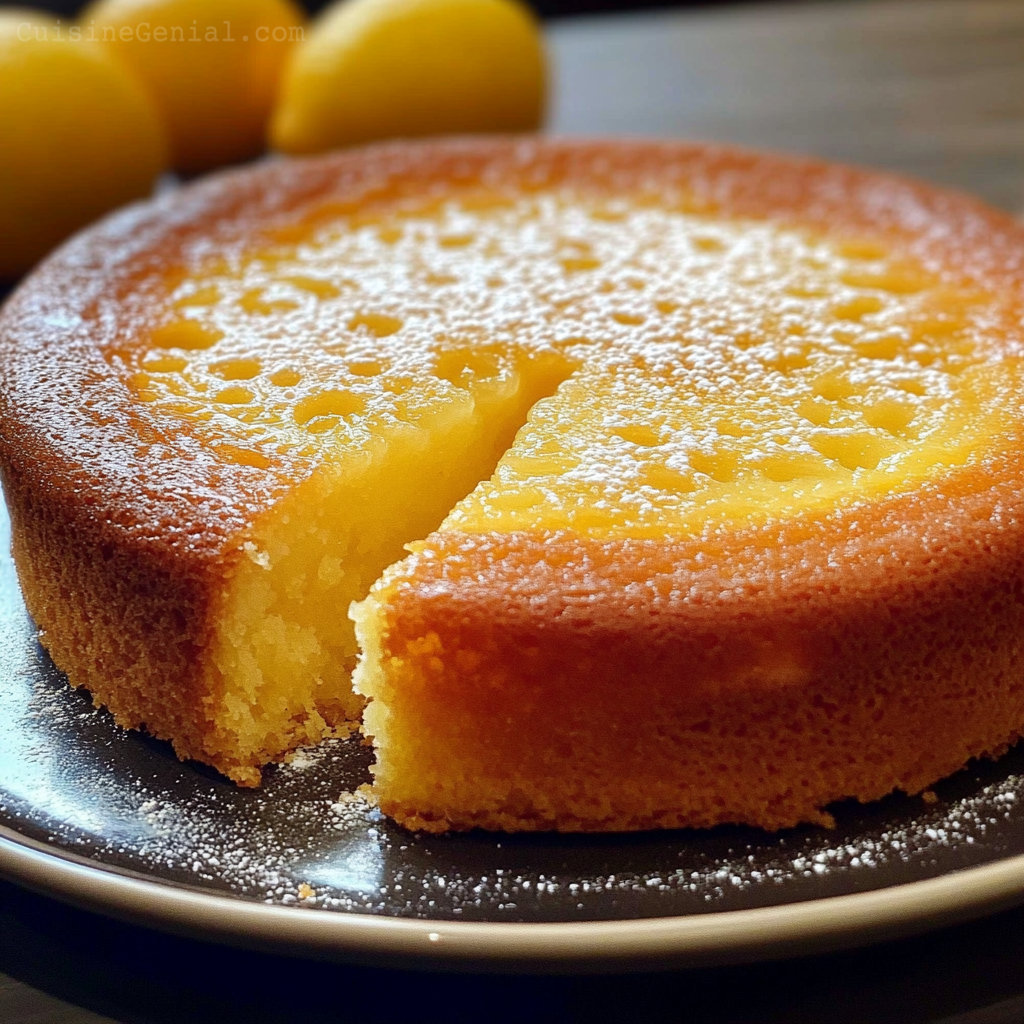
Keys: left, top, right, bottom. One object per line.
{"left": 2, "top": 877, "right": 1023, "bottom": 1024}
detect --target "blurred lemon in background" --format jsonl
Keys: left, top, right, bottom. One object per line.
{"left": 0, "top": 8, "right": 167, "bottom": 279}
{"left": 270, "top": 0, "right": 546, "bottom": 155}
{"left": 82, "top": 0, "right": 306, "bottom": 173}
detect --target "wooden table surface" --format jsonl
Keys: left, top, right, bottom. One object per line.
{"left": 549, "top": 0, "right": 1024, "bottom": 213}
{"left": 3, "top": 1, "right": 1024, "bottom": 1021}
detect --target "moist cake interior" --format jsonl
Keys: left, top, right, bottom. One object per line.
{"left": 122, "top": 174, "right": 1021, "bottom": 785}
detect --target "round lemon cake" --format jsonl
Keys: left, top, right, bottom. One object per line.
{"left": 1, "top": 139, "right": 1022, "bottom": 831}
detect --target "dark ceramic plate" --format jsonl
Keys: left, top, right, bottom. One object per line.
{"left": 0, "top": 501, "right": 1022, "bottom": 971}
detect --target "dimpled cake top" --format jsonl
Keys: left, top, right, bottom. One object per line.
{"left": 4, "top": 139, "right": 1024, "bottom": 571}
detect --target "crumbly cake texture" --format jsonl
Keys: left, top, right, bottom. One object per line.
{"left": 1, "top": 139, "right": 1023, "bottom": 830}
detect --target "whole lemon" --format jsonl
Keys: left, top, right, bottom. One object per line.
{"left": 270, "top": 0, "right": 546, "bottom": 156}
{"left": 81, "top": 0, "right": 306, "bottom": 174}
{"left": 0, "top": 10, "right": 167, "bottom": 280}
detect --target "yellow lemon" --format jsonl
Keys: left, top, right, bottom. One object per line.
{"left": 81, "top": 0, "right": 306, "bottom": 173}
{"left": 0, "top": 9, "right": 167, "bottom": 280}
{"left": 270, "top": 0, "right": 546, "bottom": 155}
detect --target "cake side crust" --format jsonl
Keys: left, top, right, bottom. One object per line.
{"left": 355, "top": 452, "right": 1024, "bottom": 832}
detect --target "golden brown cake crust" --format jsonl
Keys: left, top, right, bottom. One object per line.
{"left": 365, "top": 452, "right": 1024, "bottom": 831}
{"left": 2, "top": 138, "right": 1024, "bottom": 808}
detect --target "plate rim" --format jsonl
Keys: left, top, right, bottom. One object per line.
{"left": 3, "top": 823, "right": 1023, "bottom": 973}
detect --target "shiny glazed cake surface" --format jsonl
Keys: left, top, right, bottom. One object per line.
{"left": 96, "top": 148, "right": 1024, "bottom": 537}
{"left": 5, "top": 140, "right": 1024, "bottom": 551}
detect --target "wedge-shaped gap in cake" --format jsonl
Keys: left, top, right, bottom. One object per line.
{"left": 207, "top": 347, "right": 579, "bottom": 784}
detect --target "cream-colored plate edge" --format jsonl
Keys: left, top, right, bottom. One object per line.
{"left": 2, "top": 826, "right": 1022, "bottom": 973}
